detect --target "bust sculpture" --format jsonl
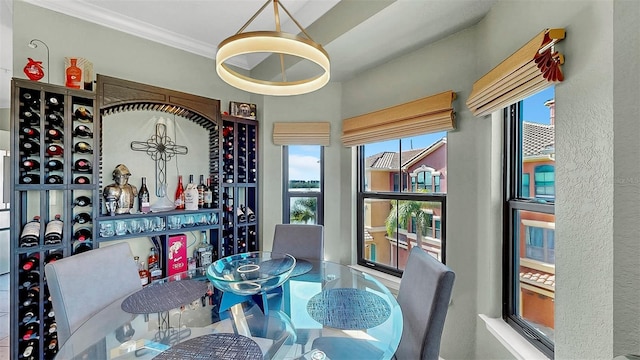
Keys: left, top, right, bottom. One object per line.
{"left": 103, "top": 164, "right": 138, "bottom": 215}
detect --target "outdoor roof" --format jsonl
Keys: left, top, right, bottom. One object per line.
{"left": 366, "top": 138, "right": 446, "bottom": 170}
{"left": 523, "top": 122, "right": 555, "bottom": 156}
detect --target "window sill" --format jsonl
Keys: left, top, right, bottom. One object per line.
{"left": 479, "top": 314, "right": 550, "bottom": 360}
{"left": 349, "top": 264, "right": 401, "bottom": 295}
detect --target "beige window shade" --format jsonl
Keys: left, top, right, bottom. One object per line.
{"left": 467, "top": 28, "right": 565, "bottom": 117}
{"left": 273, "top": 122, "right": 331, "bottom": 146}
{"left": 341, "top": 90, "right": 456, "bottom": 147}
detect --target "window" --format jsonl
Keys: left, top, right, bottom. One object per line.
{"left": 283, "top": 145, "right": 324, "bottom": 225}
{"left": 534, "top": 165, "right": 555, "bottom": 198}
{"left": 504, "top": 86, "right": 555, "bottom": 357}
{"left": 357, "top": 133, "right": 447, "bottom": 276}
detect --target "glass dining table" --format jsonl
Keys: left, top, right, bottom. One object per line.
{"left": 55, "top": 259, "right": 403, "bottom": 359}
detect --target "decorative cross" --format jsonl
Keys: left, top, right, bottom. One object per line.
{"left": 131, "top": 122, "right": 188, "bottom": 196}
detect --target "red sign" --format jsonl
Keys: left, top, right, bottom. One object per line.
{"left": 167, "top": 234, "right": 187, "bottom": 276}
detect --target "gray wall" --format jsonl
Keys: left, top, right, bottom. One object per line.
{"left": 12, "top": 0, "right": 640, "bottom": 359}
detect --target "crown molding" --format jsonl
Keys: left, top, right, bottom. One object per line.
{"left": 22, "top": 0, "right": 251, "bottom": 70}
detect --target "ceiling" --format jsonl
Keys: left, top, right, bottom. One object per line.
{"left": 23, "top": 0, "right": 496, "bottom": 84}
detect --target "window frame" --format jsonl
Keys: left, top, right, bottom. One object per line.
{"left": 503, "top": 102, "right": 555, "bottom": 357}
{"left": 282, "top": 145, "right": 324, "bottom": 225}
{"left": 356, "top": 143, "right": 447, "bottom": 277}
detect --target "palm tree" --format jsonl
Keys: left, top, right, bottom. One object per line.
{"left": 290, "top": 197, "right": 317, "bottom": 224}
{"left": 385, "top": 199, "right": 433, "bottom": 249}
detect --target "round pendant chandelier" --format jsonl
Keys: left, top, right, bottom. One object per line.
{"left": 216, "top": 0, "right": 330, "bottom": 96}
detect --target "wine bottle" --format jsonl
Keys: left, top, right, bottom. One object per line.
{"left": 203, "top": 177, "right": 213, "bottom": 208}
{"left": 21, "top": 126, "right": 40, "bottom": 139}
{"left": 138, "top": 177, "right": 150, "bottom": 213}
{"left": 20, "top": 140, "right": 40, "bottom": 155}
{"left": 46, "top": 113, "right": 64, "bottom": 128}
{"left": 21, "top": 110, "right": 40, "bottom": 125}
{"left": 73, "top": 241, "right": 92, "bottom": 254}
{"left": 45, "top": 128, "right": 63, "bottom": 142}
{"left": 185, "top": 174, "right": 198, "bottom": 210}
{"left": 45, "top": 175, "right": 63, "bottom": 184}
{"left": 20, "top": 271, "right": 40, "bottom": 289}
{"left": 20, "top": 174, "right": 40, "bottom": 185}
{"left": 73, "top": 124, "right": 93, "bottom": 138}
{"left": 44, "top": 303, "right": 55, "bottom": 319}
{"left": 21, "top": 286, "right": 40, "bottom": 307}
{"left": 21, "top": 253, "right": 40, "bottom": 271}
{"left": 46, "top": 144, "right": 64, "bottom": 157}
{"left": 73, "top": 227, "right": 92, "bottom": 242}
{"left": 237, "top": 207, "right": 246, "bottom": 222}
{"left": 21, "top": 159, "right": 40, "bottom": 171}
{"left": 74, "top": 176, "right": 90, "bottom": 184}
{"left": 44, "top": 215, "right": 63, "bottom": 244}
{"left": 222, "top": 126, "right": 233, "bottom": 137}
{"left": 74, "top": 141, "right": 93, "bottom": 153}
{"left": 20, "top": 339, "right": 38, "bottom": 359}
{"left": 74, "top": 195, "right": 91, "bottom": 207}
{"left": 74, "top": 159, "right": 92, "bottom": 172}
{"left": 197, "top": 175, "right": 205, "bottom": 209}
{"left": 46, "top": 96, "right": 62, "bottom": 110}
{"left": 74, "top": 106, "right": 93, "bottom": 122}
{"left": 73, "top": 212, "right": 92, "bottom": 225}
{"left": 174, "top": 175, "right": 185, "bottom": 210}
{"left": 148, "top": 247, "right": 162, "bottom": 281}
{"left": 45, "top": 159, "right": 63, "bottom": 171}
{"left": 20, "top": 216, "right": 40, "bottom": 247}
{"left": 45, "top": 320, "right": 57, "bottom": 335}
{"left": 21, "top": 321, "right": 39, "bottom": 340}
{"left": 44, "top": 251, "right": 63, "bottom": 264}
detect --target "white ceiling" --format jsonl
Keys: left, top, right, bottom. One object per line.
{"left": 23, "top": 0, "right": 496, "bottom": 83}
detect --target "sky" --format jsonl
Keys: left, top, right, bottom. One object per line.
{"left": 288, "top": 86, "right": 555, "bottom": 180}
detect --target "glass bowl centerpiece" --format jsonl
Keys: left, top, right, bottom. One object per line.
{"left": 207, "top": 251, "right": 296, "bottom": 296}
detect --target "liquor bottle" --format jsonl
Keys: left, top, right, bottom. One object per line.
{"left": 44, "top": 214, "right": 63, "bottom": 244}
{"left": 46, "top": 144, "right": 64, "bottom": 157}
{"left": 73, "top": 227, "right": 92, "bottom": 242}
{"left": 185, "top": 175, "right": 198, "bottom": 210}
{"left": 45, "top": 128, "right": 64, "bottom": 142}
{"left": 21, "top": 140, "right": 40, "bottom": 155}
{"left": 174, "top": 175, "right": 185, "bottom": 210}
{"left": 21, "top": 253, "right": 40, "bottom": 271}
{"left": 203, "top": 177, "right": 213, "bottom": 208}
{"left": 134, "top": 256, "right": 150, "bottom": 286}
{"left": 197, "top": 175, "right": 206, "bottom": 209}
{"left": 74, "top": 159, "right": 92, "bottom": 172}
{"left": 195, "top": 231, "right": 213, "bottom": 268}
{"left": 147, "top": 247, "right": 162, "bottom": 281}
{"left": 20, "top": 216, "right": 40, "bottom": 247}
{"left": 21, "top": 159, "right": 40, "bottom": 171}
{"left": 65, "top": 58, "right": 82, "bottom": 89}
{"left": 46, "top": 113, "right": 64, "bottom": 128}
{"left": 73, "top": 124, "right": 93, "bottom": 138}
{"left": 138, "top": 177, "right": 150, "bottom": 213}
{"left": 21, "top": 126, "right": 40, "bottom": 139}
{"left": 73, "top": 212, "right": 92, "bottom": 225}
{"left": 237, "top": 207, "right": 246, "bottom": 222}
{"left": 74, "top": 176, "right": 90, "bottom": 184}
{"left": 74, "top": 141, "right": 93, "bottom": 153}
{"left": 45, "top": 175, "right": 63, "bottom": 184}
{"left": 73, "top": 195, "right": 91, "bottom": 207}
{"left": 74, "top": 106, "right": 93, "bottom": 122}
{"left": 44, "top": 251, "right": 63, "bottom": 264}
{"left": 19, "top": 173, "right": 39, "bottom": 185}
{"left": 45, "top": 159, "right": 63, "bottom": 171}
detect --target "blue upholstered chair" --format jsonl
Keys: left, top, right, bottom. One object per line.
{"left": 311, "top": 246, "right": 455, "bottom": 360}
{"left": 44, "top": 242, "right": 142, "bottom": 346}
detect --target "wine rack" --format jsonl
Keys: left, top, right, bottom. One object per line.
{"left": 10, "top": 79, "right": 98, "bottom": 360}
{"left": 220, "top": 115, "right": 259, "bottom": 258}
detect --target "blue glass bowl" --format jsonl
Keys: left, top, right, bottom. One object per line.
{"left": 206, "top": 251, "right": 296, "bottom": 296}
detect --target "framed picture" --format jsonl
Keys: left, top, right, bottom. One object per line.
{"left": 229, "top": 101, "right": 257, "bottom": 120}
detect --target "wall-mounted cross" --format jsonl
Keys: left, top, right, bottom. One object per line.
{"left": 131, "top": 122, "right": 188, "bottom": 197}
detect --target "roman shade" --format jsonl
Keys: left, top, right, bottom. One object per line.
{"left": 272, "top": 122, "right": 331, "bottom": 146}
{"left": 466, "top": 28, "right": 565, "bottom": 117}
{"left": 341, "top": 90, "right": 456, "bottom": 147}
